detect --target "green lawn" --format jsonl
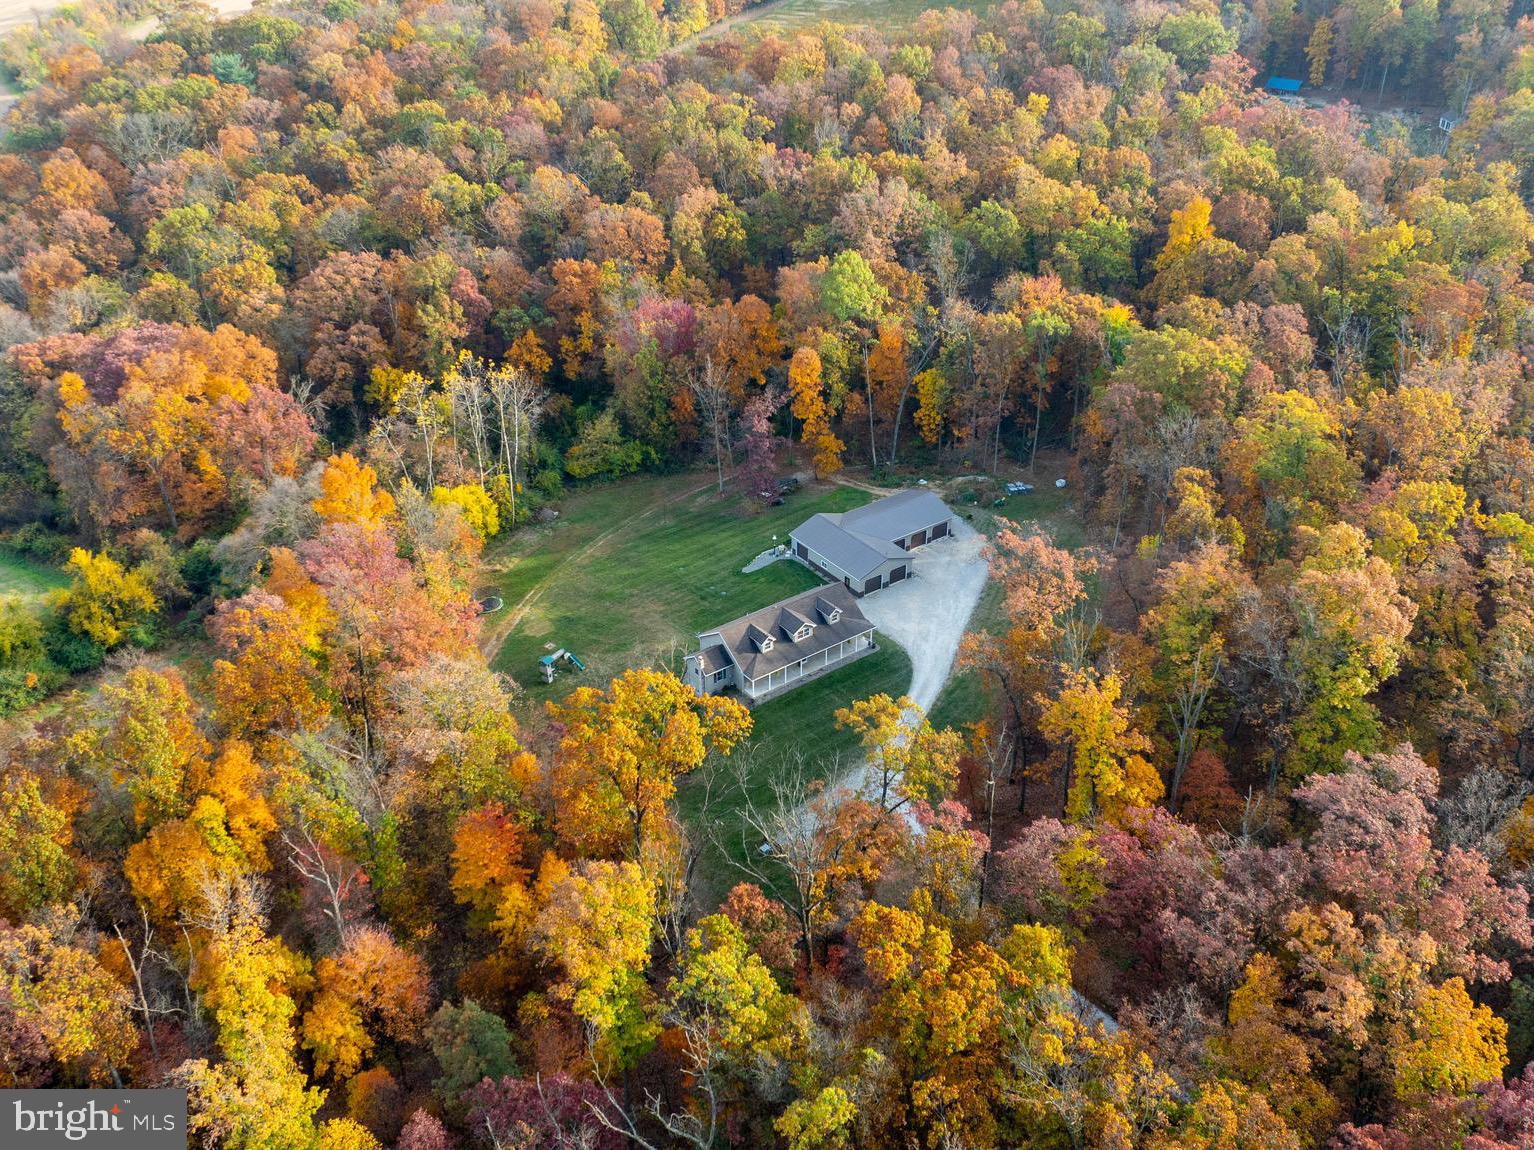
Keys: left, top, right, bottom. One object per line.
{"left": 0, "top": 551, "right": 66, "bottom": 601}
{"left": 485, "top": 476, "right": 877, "bottom": 697}
{"left": 742, "top": 0, "right": 995, "bottom": 34}
{"left": 677, "top": 638, "right": 913, "bottom": 904}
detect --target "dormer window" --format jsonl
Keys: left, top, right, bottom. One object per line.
{"left": 794, "top": 623, "right": 814, "bottom": 641}
{"left": 759, "top": 636, "right": 774, "bottom": 651}
{"left": 814, "top": 596, "right": 843, "bottom": 625}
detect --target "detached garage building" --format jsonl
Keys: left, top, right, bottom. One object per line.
{"left": 789, "top": 489, "right": 953, "bottom": 595}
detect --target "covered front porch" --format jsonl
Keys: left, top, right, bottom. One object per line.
{"left": 741, "top": 631, "right": 876, "bottom": 706}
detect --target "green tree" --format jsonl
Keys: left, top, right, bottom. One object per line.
{"left": 564, "top": 409, "right": 647, "bottom": 481}
{"left": 821, "top": 250, "right": 889, "bottom": 326}
{"left": 425, "top": 1000, "right": 516, "bottom": 1108}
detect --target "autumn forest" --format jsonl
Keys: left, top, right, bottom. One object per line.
{"left": 5, "top": 0, "right": 1534, "bottom": 1146}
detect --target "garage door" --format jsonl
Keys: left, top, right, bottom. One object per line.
{"left": 931, "top": 521, "right": 948, "bottom": 539}
{"left": 889, "top": 565, "right": 907, "bottom": 583}
{"left": 908, "top": 530, "right": 927, "bottom": 547}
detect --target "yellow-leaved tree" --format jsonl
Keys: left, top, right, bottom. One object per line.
{"left": 788, "top": 345, "right": 843, "bottom": 478}
{"left": 850, "top": 895, "right": 1077, "bottom": 1147}
{"left": 546, "top": 668, "right": 751, "bottom": 859}
{"left": 1155, "top": 195, "right": 1214, "bottom": 270}
{"left": 181, "top": 881, "right": 325, "bottom": 1150}
{"left": 431, "top": 482, "right": 500, "bottom": 539}
{"left": 52, "top": 548, "right": 159, "bottom": 649}
{"left": 1390, "top": 977, "right": 1508, "bottom": 1101}
{"left": 835, "top": 693, "right": 962, "bottom": 811}
{"left": 532, "top": 857, "right": 658, "bottom": 1068}
{"left": 0, "top": 912, "right": 137, "bottom": 1084}
{"left": 1040, "top": 670, "right": 1164, "bottom": 824}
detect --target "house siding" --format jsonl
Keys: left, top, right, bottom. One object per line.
{"left": 685, "top": 634, "right": 734, "bottom": 696}
{"left": 790, "top": 536, "right": 914, "bottom": 596}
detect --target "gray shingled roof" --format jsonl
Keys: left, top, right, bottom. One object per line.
{"left": 791, "top": 490, "right": 953, "bottom": 580}
{"left": 697, "top": 645, "right": 732, "bottom": 674}
{"left": 777, "top": 607, "right": 815, "bottom": 638}
{"left": 708, "top": 584, "right": 872, "bottom": 681}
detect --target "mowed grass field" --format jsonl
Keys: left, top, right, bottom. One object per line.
{"left": 742, "top": 0, "right": 994, "bottom": 34}
{"left": 0, "top": 551, "right": 66, "bottom": 601}
{"left": 485, "top": 475, "right": 878, "bottom": 693}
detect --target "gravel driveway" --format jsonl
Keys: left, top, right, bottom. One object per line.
{"left": 858, "top": 516, "right": 988, "bottom": 712}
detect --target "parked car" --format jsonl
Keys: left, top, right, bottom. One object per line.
{"left": 1005, "top": 481, "right": 1035, "bottom": 494}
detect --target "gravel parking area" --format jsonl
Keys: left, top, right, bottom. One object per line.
{"left": 857, "top": 516, "right": 988, "bottom": 712}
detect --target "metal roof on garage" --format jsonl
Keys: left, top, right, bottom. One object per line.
{"left": 791, "top": 513, "right": 905, "bottom": 581}
{"left": 839, "top": 488, "right": 953, "bottom": 539}
{"left": 790, "top": 490, "right": 953, "bottom": 581}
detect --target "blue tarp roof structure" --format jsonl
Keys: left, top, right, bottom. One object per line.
{"left": 1266, "top": 75, "right": 1303, "bottom": 92}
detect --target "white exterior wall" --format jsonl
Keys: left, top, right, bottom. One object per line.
{"left": 688, "top": 634, "right": 737, "bottom": 696}
{"left": 743, "top": 629, "right": 875, "bottom": 699}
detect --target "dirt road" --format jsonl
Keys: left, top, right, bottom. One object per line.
{"left": 1, "top": 0, "right": 65, "bottom": 38}
{"left": 665, "top": 0, "right": 793, "bottom": 54}
{"left": 1, "top": 0, "right": 252, "bottom": 35}
{"left": 0, "top": 0, "right": 255, "bottom": 120}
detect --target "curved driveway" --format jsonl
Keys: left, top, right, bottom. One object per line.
{"left": 857, "top": 516, "right": 988, "bottom": 712}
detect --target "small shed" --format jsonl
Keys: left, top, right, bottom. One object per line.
{"left": 1266, "top": 75, "right": 1303, "bottom": 94}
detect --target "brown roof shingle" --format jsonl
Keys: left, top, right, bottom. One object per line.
{"left": 708, "top": 584, "right": 872, "bottom": 681}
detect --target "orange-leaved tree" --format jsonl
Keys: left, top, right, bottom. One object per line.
{"left": 301, "top": 925, "right": 431, "bottom": 1080}
{"left": 312, "top": 452, "right": 397, "bottom": 527}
